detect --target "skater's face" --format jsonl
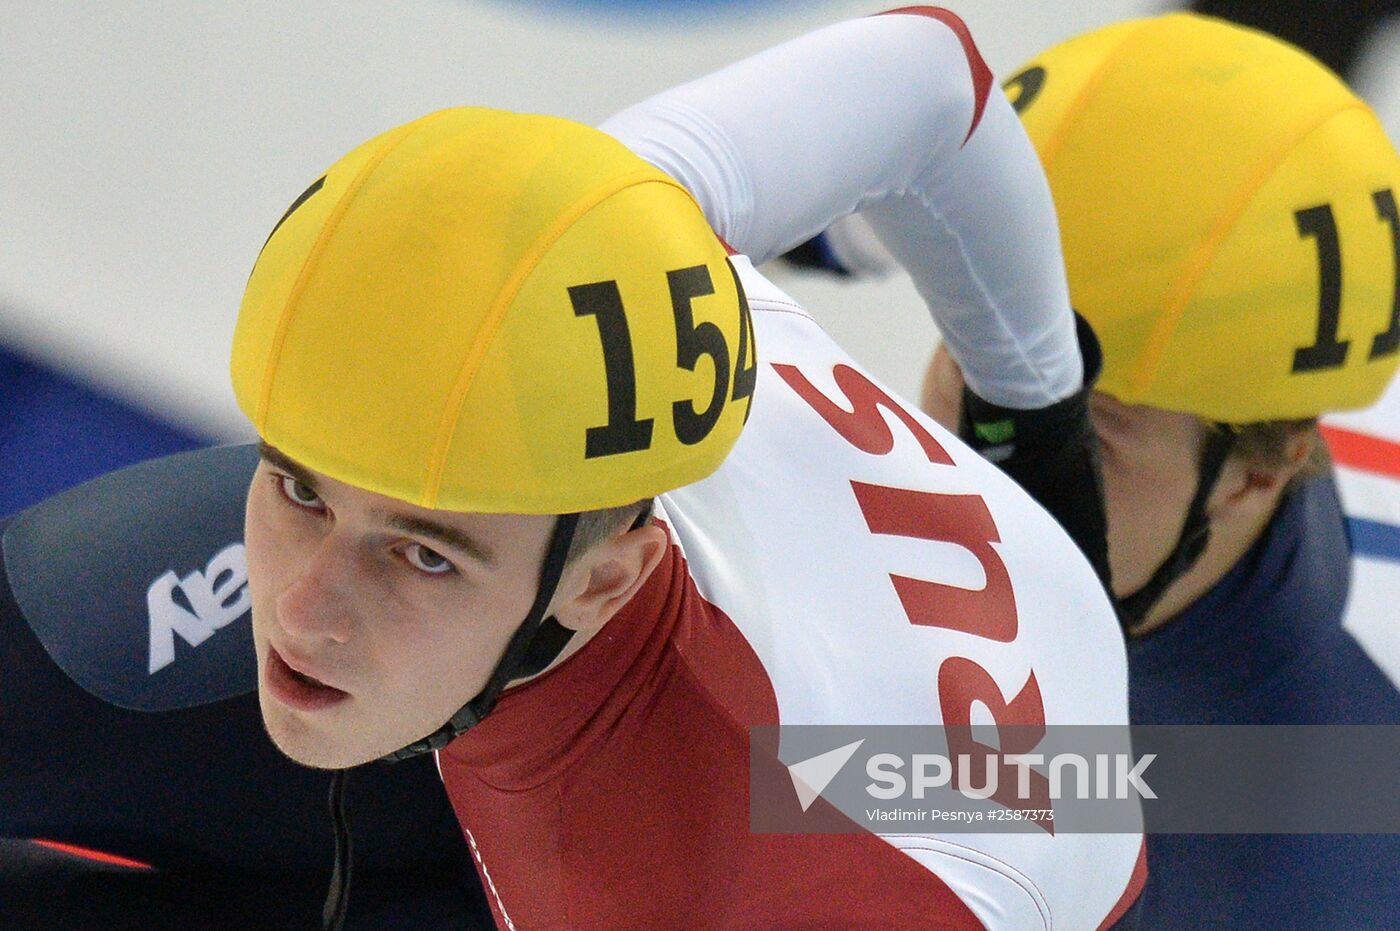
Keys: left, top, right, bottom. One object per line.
{"left": 243, "top": 444, "right": 556, "bottom": 768}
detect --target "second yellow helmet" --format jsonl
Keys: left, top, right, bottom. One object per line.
{"left": 1009, "top": 13, "right": 1400, "bottom": 422}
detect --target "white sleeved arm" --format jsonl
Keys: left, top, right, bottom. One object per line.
{"left": 599, "top": 9, "right": 1080, "bottom": 408}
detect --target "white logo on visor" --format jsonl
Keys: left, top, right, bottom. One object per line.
{"left": 146, "top": 542, "right": 250, "bottom": 674}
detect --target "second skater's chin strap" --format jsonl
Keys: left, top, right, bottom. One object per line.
{"left": 1115, "top": 426, "right": 1237, "bottom": 631}
{"left": 380, "top": 512, "right": 582, "bottom": 762}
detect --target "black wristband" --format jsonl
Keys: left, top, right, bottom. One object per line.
{"left": 959, "top": 314, "right": 1114, "bottom": 596}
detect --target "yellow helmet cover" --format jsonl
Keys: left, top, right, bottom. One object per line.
{"left": 231, "top": 108, "right": 754, "bottom": 513}
{"left": 1008, "top": 13, "right": 1400, "bottom": 422}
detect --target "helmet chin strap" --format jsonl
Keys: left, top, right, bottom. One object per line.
{"left": 381, "top": 500, "right": 656, "bottom": 761}
{"left": 380, "top": 511, "right": 582, "bottom": 762}
{"left": 1114, "top": 427, "right": 1236, "bottom": 631}
{"left": 322, "top": 505, "right": 654, "bottom": 929}
{"left": 321, "top": 512, "right": 580, "bottom": 929}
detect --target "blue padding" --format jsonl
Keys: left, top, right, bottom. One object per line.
{"left": 1, "top": 445, "right": 261, "bottom": 711}
{"left": 0, "top": 343, "right": 207, "bottom": 518}
{"left": 1348, "top": 516, "right": 1400, "bottom": 563}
